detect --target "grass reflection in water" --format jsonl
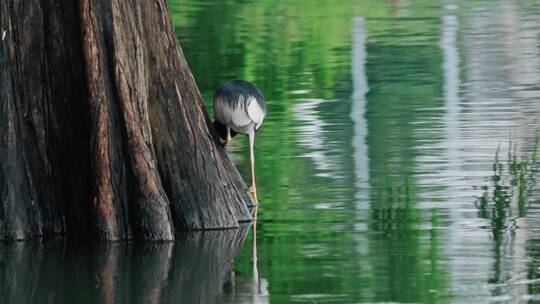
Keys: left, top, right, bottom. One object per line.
{"left": 476, "top": 137, "right": 539, "bottom": 233}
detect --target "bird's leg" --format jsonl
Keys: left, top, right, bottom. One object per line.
{"left": 224, "top": 127, "right": 232, "bottom": 148}
{"left": 248, "top": 131, "right": 258, "bottom": 204}
{"left": 252, "top": 220, "right": 260, "bottom": 294}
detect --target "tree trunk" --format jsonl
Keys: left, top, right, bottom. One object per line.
{"left": 0, "top": 0, "right": 253, "bottom": 241}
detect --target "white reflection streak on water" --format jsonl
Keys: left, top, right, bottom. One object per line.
{"left": 438, "top": 10, "right": 492, "bottom": 299}
{"left": 501, "top": 3, "right": 527, "bottom": 300}
{"left": 496, "top": 2, "right": 538, "bottom": 300}
{"left": 351, "top": 17, "right": 370, "bottom": 257}
{"left": 251, "top": 222, "right": 269, "bottom": 303}
{"left": 292, "top": 99, "right": 339, "bottom": 179}
{"left": 450, "top": 1, "right": 540, "bottom": 300}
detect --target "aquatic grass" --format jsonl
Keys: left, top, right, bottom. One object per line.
{"left": 476, "top": 136, "right": 539, "bottom": 288}
{"left": 475, "top": 136, "right": 539, "bottom": 233}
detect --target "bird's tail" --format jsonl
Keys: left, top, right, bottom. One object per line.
{"left": 212, "top": 120, "right": 238, "bottom": 140}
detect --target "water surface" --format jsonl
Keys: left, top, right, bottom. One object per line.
{"left": 170, "top": 0, "right": 540, "bottom": 302}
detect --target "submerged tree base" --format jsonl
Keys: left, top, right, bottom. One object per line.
{"left": 0, "top": 225, "right": 250, "bottom": 302}
{"left": 0, "top": 0, "right": 253, "bottom": 241}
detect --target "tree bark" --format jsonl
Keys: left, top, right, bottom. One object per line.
{"left": 0, "top": 0, "right": 253, "bottom": 241}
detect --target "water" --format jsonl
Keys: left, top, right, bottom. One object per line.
{"left": 3, "top": 0, "right": 540, "bottom": 303}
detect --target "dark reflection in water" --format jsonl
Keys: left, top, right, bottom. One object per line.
{"left": 0, "top": 226, "right": 250, "bottom": 304}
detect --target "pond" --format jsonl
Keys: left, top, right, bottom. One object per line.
{"left": 2, "top": 0, "right": 540, "bottom": 303}
{"left": 171, "top": 0, "right": 540, "bottom": 302}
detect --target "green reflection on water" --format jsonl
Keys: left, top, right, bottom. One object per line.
{"left": 168, "top": 0, "right": 540, "bottom": 303}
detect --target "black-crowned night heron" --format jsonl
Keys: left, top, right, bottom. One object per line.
{"left": 212, "top": 80, "right": 267, "bottom": 203}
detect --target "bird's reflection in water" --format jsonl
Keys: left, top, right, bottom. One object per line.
{"left": 0, "top": 224, "right": 264, "bottom": 303}
{"left": 222, "top": 220, "right": 269, "bottom": 304}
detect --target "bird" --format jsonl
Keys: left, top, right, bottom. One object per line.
{"left": 212, "top": 80, "right": 267, "bottom": 205}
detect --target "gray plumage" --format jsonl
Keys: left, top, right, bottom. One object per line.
{"left": 213, "top": 80, "right": 267, "bottom": 135}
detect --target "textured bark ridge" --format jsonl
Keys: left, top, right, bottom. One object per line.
{"left": 0, "top": 0, "right": 253, "bottom": 241}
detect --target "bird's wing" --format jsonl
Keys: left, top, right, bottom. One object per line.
{"left": 246, "top": 97, "right": 265, "bottom": 130}
{"left": 230, "top": 103, "right": 252, "bottom": 127}
{"left": 215, "top": 96, "right": 252, "bottom": 128}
